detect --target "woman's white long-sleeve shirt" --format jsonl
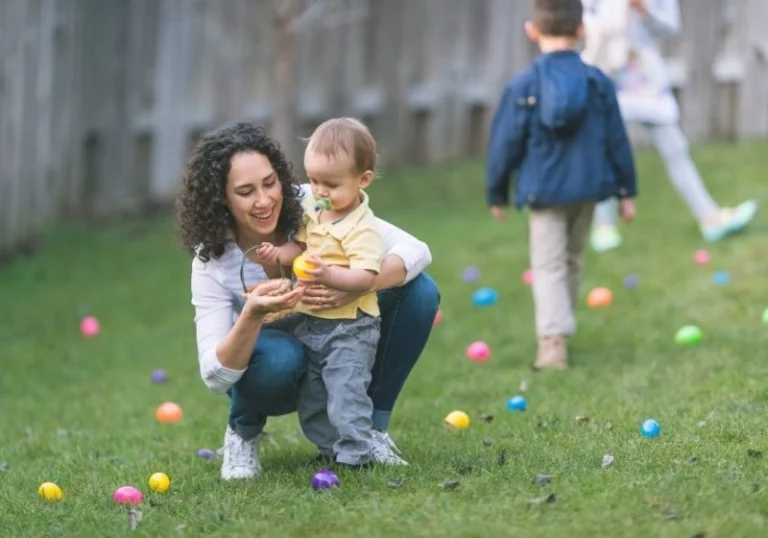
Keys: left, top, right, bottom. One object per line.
{"left": 190, "top": 184, "right": 432, "bottom": 394}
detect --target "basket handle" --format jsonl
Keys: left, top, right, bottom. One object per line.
{"left": 239, "top": 243, "right": 289, "bottom": 295}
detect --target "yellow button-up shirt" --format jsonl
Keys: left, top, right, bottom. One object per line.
{"left": 294, "top": 191, "right": 383, "bottom": 319}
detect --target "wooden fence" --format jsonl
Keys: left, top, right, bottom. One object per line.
{"left": 1, "top": 0, "right": 768, "bottom": 261}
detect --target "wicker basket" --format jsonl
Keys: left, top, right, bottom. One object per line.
{"left": 239, "top": 244, "right": 299, "bottom": 324}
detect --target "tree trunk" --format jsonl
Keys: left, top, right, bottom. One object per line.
{"left": 273, "top": 0, "right": 302, "bottom": 167}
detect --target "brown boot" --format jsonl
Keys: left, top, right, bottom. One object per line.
{"left": 532, "top": 336, "right": 568, "bottom": 371}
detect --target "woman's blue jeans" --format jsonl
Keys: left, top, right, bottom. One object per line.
{"left": 227, "top": 272, "right": 441, "bottom": 440}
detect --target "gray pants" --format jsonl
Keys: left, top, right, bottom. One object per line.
{"left": 593, "top": 123, "right": 719, "bottom": 227}
{"left": 529, "top": 203, "right": 596, "bottom": 337}
{"left": 292, "top": 313, "right": 380, "bottom": 466}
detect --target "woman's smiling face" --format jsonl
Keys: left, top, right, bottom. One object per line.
{"left": 226, "top": 151, "right": 284, "bottom": 242}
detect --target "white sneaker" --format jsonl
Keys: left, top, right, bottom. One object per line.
{"left": 220, "top": 426, "right": 262, "bottom": 480}
{"left": 371, "top": 430, "right": 408, "bottom": 466}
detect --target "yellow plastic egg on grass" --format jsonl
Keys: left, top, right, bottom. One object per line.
{"left": 38, "top": 482, "right": 63, "bottom": 501}
{"left": 149, "top": 472, "right": 170, "bottom": 493}
{"left": 444, "top": 410, "right": 470, "bottom": 429}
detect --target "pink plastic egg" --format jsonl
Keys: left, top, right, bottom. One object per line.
{"left": 113, "top": 485, "right": 143, "bottom": 505}
{"left": 80, "top": 316, "right": 100, "bottom": 337}
{"left": 694, "top": 249, "right": 710, "bottom": 265}
{"left": 522, "top": 268, "right": 534, "bottom": 286}
{"left": 466, "top": 341, "right": 491, "bottom": 362}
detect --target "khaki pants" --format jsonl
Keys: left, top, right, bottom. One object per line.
{"left": 528, "top": 203, "right": 596, "bottom": 337}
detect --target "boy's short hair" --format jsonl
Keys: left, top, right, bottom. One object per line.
{"left": 532, "top": 0, "right": 583, "bottom": 37}
{"left": 306, "top": 117, "right": 378, "bottom": 175}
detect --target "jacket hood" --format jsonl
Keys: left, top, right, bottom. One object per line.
{"left": 534, "top": 51, "right": 590, "bottom": 135}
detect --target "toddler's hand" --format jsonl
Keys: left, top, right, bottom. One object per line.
{"left": 490, "top": 205, "right": 507, "bottom": 222}
{"left": 619, "top": 198, "right": 636, "bottom": 223}
{"left": 255, "top": 242, "right": 281, "bottom": 265}
{"left": 299, "top": 255, "right": 331, "bottom": 286}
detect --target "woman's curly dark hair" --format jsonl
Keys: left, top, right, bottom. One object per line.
{"left": 176, "top": 122, "right": 304, "bottom": 262}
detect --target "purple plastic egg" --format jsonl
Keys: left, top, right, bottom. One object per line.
{"left": 311, "top": 469, "right": 340, "bottom": 490}
{"left": 151, "top": 369, "right": 168, "bottom": 383}
{"left": 462, "top": 266, "right": 481, "bottom": 282}
{"left": 197, "top": 448, "right": 215, "bottom": 459}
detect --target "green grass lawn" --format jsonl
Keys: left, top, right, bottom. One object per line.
{"left": 2, "top": 140, "right": 768, "bottom": 537}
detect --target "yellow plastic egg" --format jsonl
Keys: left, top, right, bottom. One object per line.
{"left": 38, "top": 482, "right": 63, "bottom": 501}
{"left": 149, "top": 472, "right": 170, "bottom": 493}
{"left": 444, "top": 410, "right": 471, "bottom": 429}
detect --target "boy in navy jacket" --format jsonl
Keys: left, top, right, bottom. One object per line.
{"left": 486, "top": 0, "right": 637, "bottom": 371}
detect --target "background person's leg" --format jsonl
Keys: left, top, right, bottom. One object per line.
{"left": 649, "top": 123, "right": 758, "bottom": 241}
{"left": 590, "top": 198, "right": 621, "bottom": 252}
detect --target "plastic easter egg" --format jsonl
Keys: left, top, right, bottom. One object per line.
{"left": 466, "top": 341, "right": 490, "bottom": 362}
{"left": 506, "top": 395, "right": 527, "bottom": 411}
{"left": 311, "top": 469, "right": 340, "bottom": 490}
{"left": 462, "top": 266, "right": 481, "bottom": 282}
{"left": 694, "top": 249, "right": 710, "bottom": 265}
{"left": 472, "top": 287, "right": 497, "bottom": 307}
{"left": 641, "top": 419, "right": 660, "bottom": 437}
{"left": 80, "top": 316, "right": 100, "bottom": 337}
{"left": 197, "top": 448, "right": 215, "bottom": 459}
{"left": 293, "top": 254, "right": 316, "bottom": 280}
{"left": 444, "top": 411, "right": 470, "bottom": 429}
{"left": 113, "top": 485, "right": 143, "bottom": 505}
{"left": 155, "top": 402, "right": 183, "bottom": 423}
{"left": 151, "top": 369, "right": 167, "bottom": 384}
{"left": 522, "top": 268, "right": 534, "bottom": 286}
{"left": 713, "top": 271, "right": 730, "bottom": 286}
{"left": 675, "top": 325, "right": 702, "bottom": 346}
{"left": 587, "top": 287, "right": 613, "bottom": 308}
{"left": 149, "top": 472, "right": 170, "bottom": 493}
{"left": 38, "top": 482, "right": 63, "bottom": 501}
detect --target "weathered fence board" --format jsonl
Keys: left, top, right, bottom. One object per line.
{"left": 1, "top": 0, "right": 767, "bottom": 260}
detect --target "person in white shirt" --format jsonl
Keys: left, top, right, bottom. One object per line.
{"left": 176, "top": 121, "right": 438, "bottom": 480}
{"left": 582, "top": 0, "right": 757, "bottom": 252}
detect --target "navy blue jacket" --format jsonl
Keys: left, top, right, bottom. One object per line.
{"left": 485, "top": 50, "right": 637, "bottom": 208}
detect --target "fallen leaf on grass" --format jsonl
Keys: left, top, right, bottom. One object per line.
{"left": 480, "top": 413, "right": 494, "bottom": 423}
{"left": 527, "top": 493, "right": 556, "bottom": 506}
{"left": 532, "top": 474, "right": 553, "bottom": 486}
{"left": 438, "top": 480, "right": 460, "bottom": 491}
{"left": 127, "top": 508, "right": 142, "bottom": 531}
{"left": 602, "top": 453, "right": 614, "bottom": 468}
{"left": 387, "top": 478, "right": 405, "bottom": 488}
{"left": 575, "top": 416, "right": 596, "bottom": 425}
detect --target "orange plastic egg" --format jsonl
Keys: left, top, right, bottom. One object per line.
{"left": 586, "top": 287, "right": 613, "bottom": 308}
{"left": 155, "top": 402, "right": 183, "bottom": 424}
{"left": 293, "top": 254, "right": 316, "bottom": 280}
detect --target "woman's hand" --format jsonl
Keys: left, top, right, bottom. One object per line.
{"left": 244, "top": 279, "right": 304, "bottom": 319}
{"left": 300, "top": 284, "right": 362, "bottom": 312}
